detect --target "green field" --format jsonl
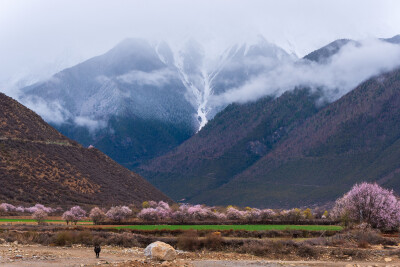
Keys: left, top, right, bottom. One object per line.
{"left": 114, "top": 225, "right": 342, "bottom": 231}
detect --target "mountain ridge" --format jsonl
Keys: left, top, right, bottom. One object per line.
{"left": 139, "top": 67, "right": 400, "bottom": 208}
{"left": 0, "top": 92, "right": 171, "bottom": 206}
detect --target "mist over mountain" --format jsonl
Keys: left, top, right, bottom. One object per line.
{"left": 141, "top": 67, "right": 400, "bottom": 208}
{"left": 15, "top": 35, "right": 400, "bottom": 170}
{"left": 17, "top": 36, "right": 299, "bottom": 167}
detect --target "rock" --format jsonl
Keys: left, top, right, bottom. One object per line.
{"left": 385, "top": 258, "right": 393, "bottom": 262}
{"left": 144, "top": 241, "right": 176, "bottom": 261}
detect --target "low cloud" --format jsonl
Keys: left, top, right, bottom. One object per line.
{"left": 21, "top": 96, "right": 69, "bottom": 125}
{"left": 73, "top": 116, "right": 107, "bottom": 132}
{"left": 21, "top": 95, "right": 107, "bottom": 132}
{"left": 116, "top": 68, "right": 177, "bottom": 87}
{"left": 210, "top": 39, "right": 400, "bottom": 106}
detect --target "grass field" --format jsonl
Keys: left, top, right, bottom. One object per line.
{"left": 114, "top": 225, "right": 343, "bottom": 231}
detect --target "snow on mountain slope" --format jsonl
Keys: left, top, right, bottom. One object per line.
{"left": 17, "top": 35, "right": 400, "bottom": 169}
{"left": 158, "top": 36, "right": 295, "bottom": 130}
{"left": 18, "top": 36, "right": 296, "bottom": 134}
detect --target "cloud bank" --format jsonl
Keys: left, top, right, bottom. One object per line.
{"left": 1, "top": 0, "right": 400, "bottom": 94}
{"left": 210, "top": 39, "right": 400, "bottom": 106}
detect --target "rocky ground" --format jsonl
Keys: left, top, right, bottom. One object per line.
{"left": 1, "top": 242, "right": 400, "bottom": 267}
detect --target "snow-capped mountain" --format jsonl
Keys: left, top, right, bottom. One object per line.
{"left": 21, "top": 37, "right": 293, "bottom": 130}
{"left": 16, "top": 35, "right": 400, "bottom": 169}
{"left": 18, "top": 36, "right": 293, "bottom": 167}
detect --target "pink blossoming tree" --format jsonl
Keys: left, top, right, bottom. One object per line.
{"left": 332, "top": 182, "right": 400, "bottom": 229}
{"left": 32, "top": 209, "right": 48, "bottom": 224}
{"left": 62, "top": 206, "right": 87, "bottom": 225}
{"left": 106, "top": 206, "right": 132, "bottom": 222}
{"left": 89, "top": 207, "right": 106, "bottom": 225}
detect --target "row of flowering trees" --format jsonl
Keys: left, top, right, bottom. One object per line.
{"left": 0, "top": 201, "right": 323, "bottom": 224}
{"left": 0, "top": 203, "right": 59, "bottom": 213}
{"left": 136, "top": 201, "right": 323, "bottom": 223}
{"left": 62, "top": 205, "right": 133, "bottom": 225}
{"left": 0, "top": 203, "right": 133, "bottom": 225}
{"left": 2, "top": 182, "right": 399, "bottom": 229}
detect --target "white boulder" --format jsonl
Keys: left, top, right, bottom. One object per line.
{"left": 144, "top": 241, "right": 176, "bottom": 261}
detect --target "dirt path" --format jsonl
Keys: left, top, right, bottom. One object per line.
{"left": 0, "top": 243, "right": 143, "bottom": 267}
{"left": 1, "top": 243, "right": 399, "bottom": 267}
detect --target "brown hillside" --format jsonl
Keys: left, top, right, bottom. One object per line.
{"left": 138, "top": 68, "right": 400, "bottom": 208}
{"left": 0, "top": 93, "right": 170, "bottom": 206}
{"left": 198, "top": 68, "right": 400, "bottom": 207}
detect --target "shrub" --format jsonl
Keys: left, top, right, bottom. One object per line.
{"left": 204, "top": 231, "right": 223, "bottom": 250}
{"left": 76, "top": 231, "right": 93, "bottom": 245}
{"left": 297, "top": 244, "right": 319, "bottom": 258}
{"left": 54, "top": 231, "right": 74, "bottom": 246}
{"left": 303, "top": 208, "right": 313, "bottom": 220}
{"left": 177, "top": 230, "right": 200, "bottom": 251}
{"left": 142, "top": 201, "right": 150, "bottom": 208}
{"left": 240, "top": 240, "right": 268, "bottom": 256}
{"left": 332, "top": 182, "right": 400, "bottom": 229}
{"left": 357, "top": 240, "right": 370, "bottom": 248}
{"left": 322, "top": 210, "right": 329, "bottom": 219}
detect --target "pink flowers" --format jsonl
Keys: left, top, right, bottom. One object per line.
{"left": 332, "top": 182, "right": 400, "bottom": 229}
{"left": 89, "top": 207, "right": 106, "bottom": 224}
{"left": 62, "top": 206, "right": 87, "bottom": 225}
{"left": 0, "top": 203, "right": 16, "bottom": 212}
{"left": 138, "top": 201, "right": 171, "bottom": 221}
{"left": 0, "top": 203, "right": 56, "bottom": 213}
{"left": 32, "top": 209, "right": 48, "bottom": 224}
{"left": 226, "top": 207, "right": 246, "bottom": 220}
{"left": 106, "top": 206, "right": 132, "bottom": 222}
{"left": 62, "top": 211, "right": 75, "bottom": 225}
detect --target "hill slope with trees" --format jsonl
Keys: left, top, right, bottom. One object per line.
{"left": 140, "top": 68, "right": 400, "bottom": 208}
{"left": 0, "top": 93, "right": 171, "bottom": 206}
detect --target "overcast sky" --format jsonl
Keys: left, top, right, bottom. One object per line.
{"left": 1, "top": 0, "right": 400, "bottom": 94}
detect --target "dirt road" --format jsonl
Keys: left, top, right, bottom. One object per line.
{"left": 0, "top": 243, "right": 142, "bottom": 266}
{"left": 1, "top": 243, "right": 399, "bottom": 267}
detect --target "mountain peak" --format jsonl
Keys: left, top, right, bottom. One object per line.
{"left": 383, "top": 34, "right": 400, "bottom": 44}
{"left": 303, "top": 39, "right": 356, "bottom": 63}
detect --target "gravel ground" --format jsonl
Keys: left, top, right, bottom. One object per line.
{"left": 1, "top": 242, "right": 399, "bottom": 267}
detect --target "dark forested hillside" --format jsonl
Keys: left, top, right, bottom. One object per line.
{"left": 0, "top": 93, "right": 171, "bottom": 206}
{"left": 139, "top": 68, "right": 400, "bottom": 208}
{"left": 138, "top": 89, "right": 323, "bottom": 202}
